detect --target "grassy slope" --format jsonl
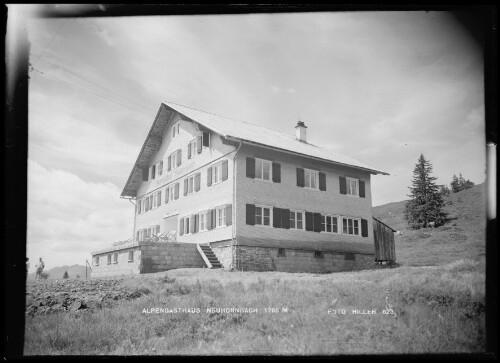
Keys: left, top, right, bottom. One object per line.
{"left": 24, "top": 184, "right": 487, "bottom": 355}
{"left": 373, "top": 183, "right": 486, "bottom": 266}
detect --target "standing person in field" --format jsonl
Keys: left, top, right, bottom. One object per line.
{"left": 35, "top": 257, "right": 44, "bottom": 280}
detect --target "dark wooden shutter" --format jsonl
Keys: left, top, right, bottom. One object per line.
{"left": 226, "top": 204, "right": 232, "bottom": 226}
{"left": 159, "top": 161, "right": 163, "bottom": 175}
{"left": 313, "top": 213, "right": 322, "bottom": 233}
{"left": 165, "top": 187, "right": 169, "bottom": 203}
{"left": 222, "top": 159, "right": 229, "bottom": 181}
{"left": 158, "top": 191, "right": 162, "bottom": 206}
{"left": 246, "top": 204, "right": 255, "bottom": 225}
{"left": 339, "top": 176, "right": 347, "bottom": 194}
{"left": 187, "top": 141, "right": 192, "bottom": 159}
{"left": 177, "top": 149, "right": 182, "bottom": 166}
{"left": 246, "top": 157, "right": 255, "bottom": 178}
{"left": 197, "top": 136, "right": 202, "bottom": 153}
{"left": 297, "top": 168, "right": 305, "bottom": 187}
{"left": 179, "top": 218, "right": 184, "bottom": 236}
{"left": 273, "top": 208, "right": 282, "bottom": 228}
{"left": 152, "top": 165, "right": 156, "bottom": 179}
{"left": 305, "top": 211, "right": 314, "bottom": 231}
{"left": 194, "top": 214, "right": 199, "bottom": 233}
{"left": 361, "top": 219, "right": 368, "bottom": 237}
{"left": 142, "top": 167, "right": 148, "bottom": 181}
{"left": 175, "top": 183, "right": 179, "bottom": 199}
{"left": 202, "top": 131, "right": 210, "bottom": 147}
{"left": 167, "top": 155, "right": 171, "bottom": 171}
{"left": 319, "top": 172, "right": 326, "bottom": 191}
{"left": 190, "top": 215, "right": 195, "bottom": 234}
{"left": 272, "top": 163, "right": 281, "bottom": 183}
{"left": 281, "top": 209, "right": 290, "bottom": 229}
{"left": 183, "top": 178, "right": 188, "bottom": 196}
{"left": 207, "top": 166, "right": 212, "bottom": 186}
{"left": 359, "top": 180, "right": 366, "bottom": 198}
{"left": 195, "top": 172, "right": 201, "bottom": 191}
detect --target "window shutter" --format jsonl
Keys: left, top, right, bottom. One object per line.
{"left": 273, "top": 208, "right": 282, "bottom": 228}
{"left": 152, "top": 165, "right": 156, "bottom": 179}
{"left": 194, "top": 214, "right": 199, "bottom": 233}
{"left": 313, "top": 213, "right": 322, "bottom": 233}
{"left": 225, "top": 204, "right": 232, "bottom": 226}
{"left": 197, "top": 136, "right": 202, "bottom": 153}
{"left": 202, "top": 131, "right": 210, "bottom": 147}
{"left": 183, "top": 178, "right": 188, "bottom": 196}
{"left": 175, "top": 183, "right": 179, "bottom": 199}
{"left": 246, "top": 157, "right": 255, "bottom": 178}
{"left": 179, "top": 218, "right": 184, "bottom": 236}
{"left": 339, "top": 176, "right": 347, "bottom": 194}
{"left": 207, "top": 211, "right": 213, "bottom": 230}
{"left": 359, "top": 180, "right": 366, "bottom": 198}
{"left": 297, "top": 168, "right": 305, "bottom": 187}
{"left": 187, "top": 141, "right": 192, "bottom": 159}
{"left": 159, "top": 161, "right": 163, "bottom": 175}
{"left": 195, "top": 172, "right": 201, "bottom": 191}
{"left": 305, "top": 211, "right": 314, "bottom": 231}
{"left": 246, "top": 204, "right": 255, "bottom": 225}
{"left": 361, "top": 219, "right": 368, "bottom": 237}
{"left": 222, "top": 159, "right": 229, "bottom": 181}
{"left": 177, "top": 149, "right": 182, "bottom": 166}
{"left": 165, "top": 187, "right": 169, "bottom": 203}
{"left": 158, "top": 191, "right": 162, "bottom": 206}
{"left": 167, "top": 155, "right": 171, "bottom": 171}
{"left": 319, "top": 172, "right": 326, "bottom": 191}
{"left": 190, "top": 215, "right": 195, "bottom": 234}
{"left": 207, "top": 166, "right": 212, "bottom": 186}
{"left": 272, "top": 163, "right": 281, "bottom": 183}
{"left": 281, "top": 209, "right": 290, "bottom": 229}
{"left": 211, "top": 209, "right": 217, "bottom": 229}
{"left": 145, "top": 197, "right": 149, "bottom": 211}
{"left": 142, "top": 167, "right": 148, "bottom": 181}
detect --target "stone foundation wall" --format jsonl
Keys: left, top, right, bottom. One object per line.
{"left": 209, "top": 240, "right": 233, "bottom": 269}
{"left": 234, "top": 246, "right": 375, "bottom": 273}
{"left": 140, "top": 242, "right": 205, "bottom": 273}
{"left": 92, "top": 247, "right": 141, "bottom": 278}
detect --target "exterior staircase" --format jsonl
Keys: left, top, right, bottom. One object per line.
{"left": 196, "top": 244, "right": 222, "bottom": 269}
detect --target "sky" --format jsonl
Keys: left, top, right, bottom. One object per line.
{"left": 13, "top": 7, "right": 487, "bottom": 270}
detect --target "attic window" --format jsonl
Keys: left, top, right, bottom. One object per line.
{"left": 172, "top": 122, "right": 180, "bottom": 138}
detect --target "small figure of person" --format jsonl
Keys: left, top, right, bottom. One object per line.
{"left": 35, "top": 257, "right": 45, "bottom": 280}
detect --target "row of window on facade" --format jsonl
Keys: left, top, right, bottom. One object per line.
{"left": 178, "top": 204, "right": 232, "bottom": 236}
{"left": 137, "top": 159, "right": 229, "bottom": 214}
{"left": 246, "top": 157, "right": 366, "bottom": 197}
{"left": 245, "top": 204, "right": 369, "bottom": 237}
{"left": 95, "top": 251, "right": 134, "bottom": 266}
{"left": 276, "top": 248, "right": 355, "bottom": 260}
{"left": 144, "top": 130, "right": 211, "bottom": 182}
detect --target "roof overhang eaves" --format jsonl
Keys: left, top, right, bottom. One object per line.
{"left": 225, "top": 136, "right": 390, "bottom": 176}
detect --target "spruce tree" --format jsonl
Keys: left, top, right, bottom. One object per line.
{"left": 450, "top": 174, "right": 460, "bottom": 193}
{"left": 404, "top": 154, "right": 447, "bottom": 229}
{"left": 63, "top": 271, "right": 69, "bottom": 279}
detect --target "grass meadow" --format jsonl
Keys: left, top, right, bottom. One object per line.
{"left": 25, "top": 258, "right": 485, "bottom": 355}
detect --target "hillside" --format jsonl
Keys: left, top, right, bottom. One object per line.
{"left": 28, "top": 264, "right": 90, "bottom": 280}
{"left": 373, "top": 183, "right": 486, "bottom": 266}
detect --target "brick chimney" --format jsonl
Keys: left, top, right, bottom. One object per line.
{"left": 295, "top": 120, "right": 307, "bottom": 142}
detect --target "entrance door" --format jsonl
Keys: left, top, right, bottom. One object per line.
{"left": 164, "top": 215, "right": 178, "bottom": 242}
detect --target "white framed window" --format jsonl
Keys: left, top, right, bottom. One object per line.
{"left": 187, "top": 174, "right": 195, "bottom": 194}
{"left": 107, "top": 255, "right": 111, "bottom": 265}
{"left": 152, "top": 193, "right": 158, "bottom": 209}
{"left": 189, "top": 138, "right": 198, "bottom": 158}
{"left": 304, "top": 168, "right": 319, "bottom": 189}
{"left": 212, "top": 161, "right": 223, "bottom": 185}
{"left": 171, "top": 152, "right": 177, "bottom": 170}
{"left": 157, "top": 161, "right": 163, "bottom": 176}
{"left": 342, "top": 217, "right": 360, "bottom": 236}
{"left": 255, "top": 158, "right": 272, "bottom": 181}
{"left": 128, "top": 251, "right": 134, "bottom": 262}
{"left": 346, "top": 177, "right": 359, "bottom": 197}
{"left": 322, "top": 215, "right": 339, "bottom": 233}
{"left": 290, "top": 210, "right": 304, "bottom": 229}
{"left": 199, "top": 212, "right": 207, "bottom": 231}
{"left": 113, "top": 253, "right": 118, "bottom": 264}
{"left": 172, "top": 122, "right": 180, "bottom": 138}
{"left": 216, "top": 206, "right": 226, "bottom": 228}
{"left": 255, "top": 205, "right": 272, "bottom": 226}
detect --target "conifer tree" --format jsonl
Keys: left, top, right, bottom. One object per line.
{"left": 404, "top": 154, "right": 447, "bottom": 229}
{"left": 63, "top": 271, "right": 69, "bottom": 279}
{"left": 450, "top": 174, "right": 460, "bottom": 193}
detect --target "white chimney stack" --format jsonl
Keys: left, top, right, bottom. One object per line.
{"left": 295, "top": 120, "right": 307, "bottom": 142}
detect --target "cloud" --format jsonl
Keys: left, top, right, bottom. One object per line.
{"left": 27, "top": 160, "right": 133, "bottom": 270}
{"left": 269, "top": 85, "right": 296, "bottom": 95}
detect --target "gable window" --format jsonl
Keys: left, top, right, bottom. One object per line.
{"left": 157, "top": 161, "right": 163, "bottom": 176}
{"left": 128, "top": 251, "right": 134, "bottom": 262}
{"left": 188, "top": 137, "right": 202, "bottom": 159}
{"left": 207, "top": 159, "right": 228, "bottom": 186}
{"left": 304, "top": 169, "right": 319, "bottom": 189}
{"left": 95, "top": 256, "right": 99, "bottom": 266}
{"left": 216, "top": 206, "right": 226, "bottom": 228}
{"left": 172, "top": 122, "right": 180, "bottom": 138}
{"left": 290, "top": 210, "right": 304, "bottom": 230}
{"left": 255, "top": 205, "right": 272, "bottom": 226}
{"left": 342, "top": 217, "right": 360, "bottom": 236}
{"left": 151, "top": 165, "right": 156, "bottom": 180}
{"left": 113, "top": 253, "right": 118, "bottom": 264}
{"left": 255, "top": 158, "right": 272, "bottom": 181}
{"left": 346, "top": 177, "right": 359, "bottom": 196}
{"left": 107, "top": 255, "right": 111, "bottom": 265}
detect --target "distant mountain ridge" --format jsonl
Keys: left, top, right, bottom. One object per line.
{"left": 28, "top": 264, "right": 90, "bottom": 280}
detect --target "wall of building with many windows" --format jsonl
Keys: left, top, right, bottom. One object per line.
{"left": 234, "top": 144, "right": 374, "bottom": 247}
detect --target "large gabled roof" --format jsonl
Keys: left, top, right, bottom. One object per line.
{"left": 121, "top": 102, "right": 389, "bottom": 198}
